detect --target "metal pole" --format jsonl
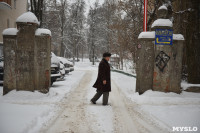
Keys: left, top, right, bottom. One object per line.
{"left": 143, "top": 0, "right": 148, "bottom": 32}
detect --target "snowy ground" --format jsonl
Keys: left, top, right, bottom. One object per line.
{"left": 0, "top": 59, "right": 200, "bottom": 133}
{"left": 0, "top": 70, "right": 85, "bottom": 133}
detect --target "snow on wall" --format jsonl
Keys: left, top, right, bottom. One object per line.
{"left": 2, "top": 28, "right": 18, "bottom": 35}
{"left": 173, "top": 34, "right": 184, "bottom": 40}
{"left": 158, "top": 5, "right": 167, "bottom": 10}
{"left": 151, "top": 19, "right": 173, "bottom": 28}
{"left": 16, "top": 12, "right": 39, "bottom": 24}
{"left": 138, "top": 31, "right": 155, "bottom": 39}
{"left": 35, "top": 28, "right": 51, "bottom": 36}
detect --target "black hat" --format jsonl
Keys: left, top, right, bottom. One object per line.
{"left": 103, "top": 52, "right": 111, "bottom": 57}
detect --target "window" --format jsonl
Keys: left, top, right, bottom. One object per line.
{"left": 0, "top": 0, "right": 11, "bottom": 6}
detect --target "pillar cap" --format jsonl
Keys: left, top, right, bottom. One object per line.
{"left": 138, "top": 31, "right": 155, "bottom": 39}
{"left": 158, "top": 5, "right": 167, "bottom": 10}
{"left": 151, "top": 19, "right": 173, "bottom": 30}
{"left": 35, "top": 28, "right": 51, "bottom": 36}
{"left": 157, "top": 5, "right": 168, "bottom": 19}
{"left": 173, "top": 34, "right": 184, "bottom": 41}
{"left": 16, "top": 12, "right": 39, "bottom": 25}
{"left": 2, "top": 28, "right": 18, "bottom": 36}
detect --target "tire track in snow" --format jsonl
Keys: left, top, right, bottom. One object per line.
{"left": 111, "top": 80, "right": 170, "bottom": 133}
{"left": 41, "top": 71, "right": 93, "bottom": 133}
{"left": 40, "top": 70, "right": 170, "bottom": 133}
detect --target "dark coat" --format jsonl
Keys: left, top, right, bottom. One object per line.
{"left": 93, "top": 59, "right": 111, "bottom": 92}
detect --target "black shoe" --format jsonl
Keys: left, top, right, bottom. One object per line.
{"left": 90, "top": 100, "right": 96, "bottom": 104}
{"left": 103, "top": 103, "right": 111, "bottom": 106}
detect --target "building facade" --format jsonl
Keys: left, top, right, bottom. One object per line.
{"left": 0, "top": 0, "right": 27, "bottom": 42}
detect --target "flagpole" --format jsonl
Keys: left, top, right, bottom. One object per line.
{"left": 143, "top": 0, "right": 148, "bottom": 32}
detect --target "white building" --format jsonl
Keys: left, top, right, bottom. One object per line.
{"left": 0, "top": 0, "right": 27, "bottom": 42}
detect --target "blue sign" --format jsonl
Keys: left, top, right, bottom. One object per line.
{"left": 155, "top": 29, "right": 173, "bottom": 45}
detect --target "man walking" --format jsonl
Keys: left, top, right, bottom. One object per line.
{"left": 91, "top": 52, "right": 111, "bottom": 105}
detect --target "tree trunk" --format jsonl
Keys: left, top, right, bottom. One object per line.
{"left": 173, "top": 0, "right": 200, "bottom": 84}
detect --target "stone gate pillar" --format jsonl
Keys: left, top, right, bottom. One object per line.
{"left": 136, "top": 32, "right": 155, "bottom": 94}
{"left": 16, "top": 12, "right": 38, "bottom": 92}
{"left": 35, "top": 29, "right": 51, "bottom": 93}
{"left": 168, "top": 36, "right": 184, "bottom": 93}
{"left": 2, "top": 28, "right": 18, "bottom": 95}
{"left": 151, "top": 5, "right": 184, "bottom": 93}
{"left": 137, "top": 5, "right": 184, "bottom": 94}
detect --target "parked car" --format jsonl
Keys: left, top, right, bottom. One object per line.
{"left": 0, "top": 42, "right": 4, "bottom": 85}
{"left": 0, "top": 57, "right": 3, "bottom": 85}
{"left": 51, "top": 52, "right": 61, "bottom": 85}
{"left": 57, "top": 57, "right": 72, "bottom": 73}
{"left": 59, "top": 61, "right": 66, "bottom": 79}
{"left": 69, "top": 64, "right": 74, "bottom": 72}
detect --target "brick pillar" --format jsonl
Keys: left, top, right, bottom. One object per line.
{"left": 35, "top": 29, "right": 51, "bottom": 93}
{"left": 2, "top": 29, "right": 17, "bottom": 95}
{"left": 16, "top": 22, "right": 38, "bottom": 92}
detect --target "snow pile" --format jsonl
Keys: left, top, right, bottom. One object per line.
{"left": 2, "top": 28, "right": 18, "bottom": 35}
{"left": 138, "top": 31, "right": 155, "bottom": 39}
{"left": 35, "top": 28, "right": 51, "bottom": 36}
{"left": 158, "top": 5, "right": 167, "bottom": 10}
{"left": 181, "top": 81, "right": 200, "bottom": 90}
{"left": 151, "top": 19, "right": 173, "bottom": 28}
{"left": 173, "top": 34, "right": 184, "bottom": 40}
{"left": 16, "top": 12, "right": 39, "bottom": 24}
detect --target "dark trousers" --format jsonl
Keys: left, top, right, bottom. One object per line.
{"left": 91, "top": 90, "right": 109, "bottom": 105}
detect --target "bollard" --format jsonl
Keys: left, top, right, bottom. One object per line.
{"left": 35, "top": 29, "right": 51, "bottom": 93}
{"left": 2, "top": 28, "right": 18, "bottom": 95}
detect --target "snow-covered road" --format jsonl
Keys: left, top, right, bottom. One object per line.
{"left": 40, "top": 70, "right": 168, "bottom": 133}
{"left": 0, "top": 60, "right": 199, "bottom": 133}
